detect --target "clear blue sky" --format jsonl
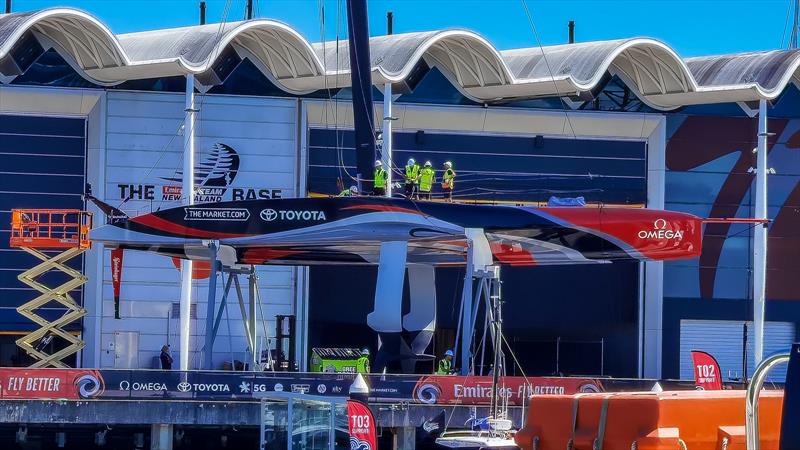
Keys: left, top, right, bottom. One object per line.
{"left": 9, "top": 0, "right": 798, "bottom": 57}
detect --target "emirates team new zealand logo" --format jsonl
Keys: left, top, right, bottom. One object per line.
{"left": 161, "top": 143, "right": 241, "bottom": 202}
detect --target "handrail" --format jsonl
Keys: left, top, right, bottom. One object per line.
{"left": 746, "top": 352, "right": 790, "bottom": 450}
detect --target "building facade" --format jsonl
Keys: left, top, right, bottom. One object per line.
{"left": 0, "top": 8, "right": 798, "bottom": 379}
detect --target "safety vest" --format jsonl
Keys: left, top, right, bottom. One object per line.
{"left": 442, "top": 168, "right": 456, "bottom": 189}
{"left": 436, "top": 358, "right": 452, "bottom": 375}
{"left": 419, "top": 167, "right": 435, "bottom": 192}
{"left": 405, "top": 164, "right": 420, "bottom": 184}
{"left": 374, "top": 168, "right": 387, "bottom": 188}
{"left": 357, "top": 356, "right": 370, "bottom": 373}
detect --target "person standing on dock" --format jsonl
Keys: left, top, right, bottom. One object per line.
{"left": 419, "top": 161, "right": 436, "bottom": 200}
{"left": 442, "top": 161, "right": 456, "bottom": 202}
{"left": 160, "top": 345, "right": 173, "bottom": 370}
{"left": 436, "top": 349, "right": 454, "bottom": 375}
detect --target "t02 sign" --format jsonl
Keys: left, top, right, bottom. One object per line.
{"left": 690, "top": 350, "right": 722, "bottom": 390}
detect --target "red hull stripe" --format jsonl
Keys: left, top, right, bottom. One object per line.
{"left": 490, "top": 242, "right": 537, "bottom": 266}
{"left": 242, "top": 248, "right": 304, "bottom": 264}
{"left": 131, "top": 214, "right": 251, "bottom": 239}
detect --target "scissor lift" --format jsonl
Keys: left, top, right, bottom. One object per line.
{"left": 9, "top": 209, "right": 92, "bottom": 368}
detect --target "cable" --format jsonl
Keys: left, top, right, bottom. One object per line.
{"left": 781, "top": 0, "right": 793, "bottom": 49}
{"left": 519, "top": 0, "right": 577, "bottom": 140}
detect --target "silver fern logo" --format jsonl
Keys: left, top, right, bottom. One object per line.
{"left": 162, "top": 143, "right": 240, "bottom": 203}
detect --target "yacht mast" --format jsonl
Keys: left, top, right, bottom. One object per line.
{"left": 489, "top": 267, "right": 503, "bottom": 418}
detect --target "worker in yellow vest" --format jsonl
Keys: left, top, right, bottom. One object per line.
{"left": 373, "top": 160, "right": 387, "bottom": 196}
{"left": 338, "top": 185, "right": 358, "bottom": 197}
{"left": 404, "top": 158, "right": 421, "bottom": 199}
{"left": 419, "top": 161, "right": 436, "bottom": 200}
{"left": 442, "top": 161, "right": 456, "bottom": 202}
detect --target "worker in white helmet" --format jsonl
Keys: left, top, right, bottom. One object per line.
{"left": 404, "top": 158, "right": 421, "bottom": 199}
{"left": 373, "top": 160, "right": 387, "bottom": 196}
{"left": 442, "top": 161, "right": 455, "bottom": 202}
{"left": 419, "top": 161, "right": 436, "bottom": 200}
{"left": 338, "top": 185, "right": 359, "bottom": 197}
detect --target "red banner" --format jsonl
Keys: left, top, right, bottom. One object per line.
{"left": 691, "top": 350, "right": 722, "bottom": 390}
{"left": 0, "top": 369, "right": 104, "bottom": 399}
{"left": 111, "top": 248, "right": 124, "bottom": 319}
{"left": 347, "top": 399, "right": 377, "bottom": 450}
{"left": 411, "top": 375, "right": 603, "bottom": 406}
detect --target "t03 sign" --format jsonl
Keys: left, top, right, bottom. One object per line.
{"left": 346, "top": 399, "right": 377, "bottom": 450}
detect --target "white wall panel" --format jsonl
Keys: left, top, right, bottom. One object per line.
{"left": 99, "top": 91, "right": 299, "bottom": 369}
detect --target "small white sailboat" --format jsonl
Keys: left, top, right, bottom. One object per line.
{"left": 436, "top": 270, "right": 520, "bottom": 450}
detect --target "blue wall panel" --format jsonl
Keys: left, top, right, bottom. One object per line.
{"left": 0, "top": 114, "right": 86, "bottom": 332}
{"left": 308, "top": 129, "right": 647, "bottom": 205}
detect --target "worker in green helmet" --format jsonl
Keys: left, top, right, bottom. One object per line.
{"left": 419, "top": 161, "right": 436, "bottom": 200}
{"left": 442, "top": 161, "right": 456, "bottom": 202}
{"left": 373, "top": 160, "right": 387, "bottom": 196}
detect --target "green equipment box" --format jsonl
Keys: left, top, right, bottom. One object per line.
{"left": 309, "top": 348, "right": 368, "bottom": 373}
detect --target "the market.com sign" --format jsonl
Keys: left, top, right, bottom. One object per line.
{"left": 116, "top": 143, "right": 282, "bottom": 203}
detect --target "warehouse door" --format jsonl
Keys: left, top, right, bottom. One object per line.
{"left": 679, "top": 320, "right": 795, "bottom": 382}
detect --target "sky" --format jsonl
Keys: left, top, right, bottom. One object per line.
{"left": 7, "top": 0, "right": 799, "bottom": 57}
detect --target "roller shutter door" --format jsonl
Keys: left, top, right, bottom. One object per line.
{"left": 680, "top": 320, "right": 795, "bottom": 382}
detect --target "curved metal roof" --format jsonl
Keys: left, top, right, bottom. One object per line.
{"left": 1, "top": 7, "right": 799, "bottom": 109}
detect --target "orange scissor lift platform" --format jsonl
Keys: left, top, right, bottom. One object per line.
{"left": 515, "top": 390, "right": 783, "bottom": 450}
{"left": 9, "top": 209, "right": 92, "bottom": 368}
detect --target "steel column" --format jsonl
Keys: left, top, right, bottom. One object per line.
{"left": 202, "top": 241, "right": 218, "bottom": 370}
{"left": 753, "top": 99, "right": 769, "bottom": 364}
{"left": 459, "top": 241, "right": 474, "bottom": 375}
{"left": 383, "top": 83, "right": 393, "bottom": 197}
{"left": 249, "top": 270, "right": 258, "bottom": 370}
{"left": 179, "top": 74, "right": 197, "bottom": 371}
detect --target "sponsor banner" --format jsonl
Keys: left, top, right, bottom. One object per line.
{"left": 249, "top": 373, "right": 352, "bottom": 397}
{"left": 0, "top": 369, "right": 104, "bottom": 400}
{"left": 110, "top": 248, "right": 123, "bottom": 319}
{"left": 96, "top": 369, "right": 131, "bottom": 399}
{"left": 410, "top": 376, "right": 604, "bottom": 406}
{"left": 347, "top": 399, "right": 377, "bottom": 450}
{"left": 188, "top": 372, "right": 252, "bottom": 400}
{"left": 121, "top": 371, "right": 191, "bottom": 400}
{"left": 691, "top": 350, "right": 723, "bottom": 390}
{"left": 0, "top": 369, "right": 705, "bottom": 403}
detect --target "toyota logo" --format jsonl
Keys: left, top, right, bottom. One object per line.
{"left": 654, "top": 218, "right": 668, "bottom": 230}
{"left": 260, "top": 209, "right": 278, "bottom": 221}
{"left": 177, "top": 382, "right": 192, "bottom": 392}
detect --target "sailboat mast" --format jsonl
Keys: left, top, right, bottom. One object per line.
{"left": 345, "top": 0, "right": 377, "bottom": 192}
{"left": 490, "top": 268, "right": 503, "bottom": 418}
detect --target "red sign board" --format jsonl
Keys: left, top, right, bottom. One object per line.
{"left": 0, "top": 369, "right": 104, "bottom": 399}
{"left": 691, "top": 350, "right": 722, "bottom": 390}
{"left": 411, "top": 375, "right": 603, "bottom": 406}
{"left": 111, "top": 248, "right": 124, "bottom": 319}
{"left": 347, "top": 399, "right": 377, "bottom": 450}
